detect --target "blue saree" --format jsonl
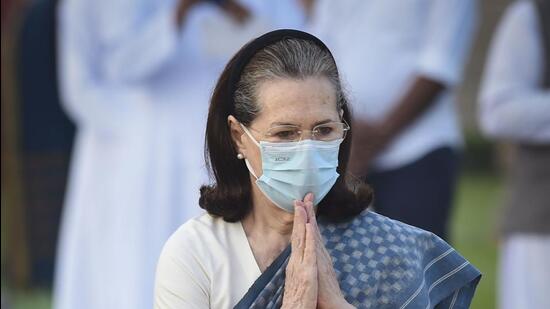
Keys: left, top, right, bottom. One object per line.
{"left": 235, "top": 211, "right": 481, "bottom": 309}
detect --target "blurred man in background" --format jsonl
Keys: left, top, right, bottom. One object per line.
{"left": 478, "top": 1, "right": 550, "bottom": 308}
{"left": 54, "top": 0, "right": 305, "bottom": 308}
{"left": 309, "top": 0, "right": 478, "bottom": 240}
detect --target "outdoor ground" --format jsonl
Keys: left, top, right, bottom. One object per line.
{"left": 451, "top": 172, "right": 501, "bottom": 309}
{"left": 5, "top": 172, "right": 502, "bottom": 309}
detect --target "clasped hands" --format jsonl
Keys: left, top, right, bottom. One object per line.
{"left": 282, "top": 193, "right": 354, "bottom": 309}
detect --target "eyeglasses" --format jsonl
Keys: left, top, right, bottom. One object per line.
{"left": 247, "top": 121, "right": 350, "bottom": 143}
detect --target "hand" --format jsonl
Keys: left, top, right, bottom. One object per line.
{"left": 282, "top": 199, "right": 318, "bottom": 308}
{"left": 175, "top": 0, "right": 202, "bottom": 27}
{"left": 303, "top": 194, "right": 354, "bottom": 309}
{"left": 349, "top": 120, "right": 392, "bottom": 177}
{"left": 221, "top": 0, "right": 251, "bottom": 24}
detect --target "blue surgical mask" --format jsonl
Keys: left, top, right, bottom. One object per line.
{"left": 241, "top": 125, "right": 342, "bottom": 213}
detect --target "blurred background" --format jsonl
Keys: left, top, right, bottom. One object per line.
{"left": 0, "top": 0, "right": 542, "bottom": 308}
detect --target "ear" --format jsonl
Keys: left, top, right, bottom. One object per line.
{"left": 228, "top": 115, "right": 247, "bottom": 155}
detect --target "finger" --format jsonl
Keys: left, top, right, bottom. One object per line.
{"left": 310, "top": 213, "right": 323, "bottom": 251}
{"left": 295, "top": 200, "right": 305, "bottom": 214}
{"left": 303, "top": 193, "right": 315, "bottom": 223}
{"left": 303, "top": 200, "right": 313, "bottom": 224}
{"left": 291, "top": 201, "right": 307, "bottom": 257}
{"left": 304, "top": 192, "right": 314, "bottom": 204}
{"left": 309, "top": 207, "right": 319, "bottom": 236}
{"left": 308, "top": 213, "right": 329, "bottom": 261}
{"left": 304, "top": 222, "right": 317, "bottom": 266}
{"left": 314, "top": 226, "right": 331, "bottom": 267}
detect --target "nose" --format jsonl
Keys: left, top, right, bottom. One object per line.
{"left": 299, "top": 129, "right": 316, "bottom": 141}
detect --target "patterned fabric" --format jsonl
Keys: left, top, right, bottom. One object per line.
{"left": 235, "top": 211, "right": 481, "bottom": 309}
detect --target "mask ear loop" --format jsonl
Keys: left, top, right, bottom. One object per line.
{"left": 338, "top": 109, "right": 352, "bottom": 141}
{"left": 239, "top": 123, "right": 261, "bottom": 147}
{"left": 244, "top": 159, "right": 259, "bottom": 180}
{"left": 239, "top": 123, "right": 260, "bottom": 179}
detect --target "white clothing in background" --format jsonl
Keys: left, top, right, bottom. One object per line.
{"left": 154, "top": 214, "right": 262, "bottom": 309}
{"left": 479, "top": 0, "right": 550, "bottom": 143}
{"left": 478, "top": 2, "right": 550, "bottom": 309}
{"left": 53, "top": 1, "right": 304, "bottom": 308}
{"left": 308, "top": 0, "right": 477, "bottom": 170}
{"left": 499, "top": 235, "right": 550, "bottom": 309}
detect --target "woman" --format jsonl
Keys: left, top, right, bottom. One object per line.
{"left": 54, "top": 1, "right": 304, "bottom": 308}
{"left": 154, "top": 29, "right": 481, "bottom": 308}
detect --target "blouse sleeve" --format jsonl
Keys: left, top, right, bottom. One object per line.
{"left": 154, "top": 231, "right": 210, "bottom": 309}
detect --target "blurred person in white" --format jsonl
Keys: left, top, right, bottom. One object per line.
{"left": 54, "top": 0, "right": 305, "bottom": 308}
{"left": 308, "top": 0, "right": 478, "bottom": 240}
{"left": 478, "top": 1, "right": 550, "bottom": 308}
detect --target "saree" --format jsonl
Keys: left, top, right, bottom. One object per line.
{"left": 235, "top": 211, "right": 481, "bottom": 309}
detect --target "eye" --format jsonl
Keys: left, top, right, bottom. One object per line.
{"left": 315, "top": 126, "right": 334, "bottom": 136}
{"left": 274, "top": 130, "right": 299, "bottom": 140}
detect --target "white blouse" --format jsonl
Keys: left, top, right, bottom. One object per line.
{"left": 154, "top": 214, "right": 262, "bottom": 309}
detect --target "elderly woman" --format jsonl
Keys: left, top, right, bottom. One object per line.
{"left": 154, "top": 30, "right": 480, "bottom": 309}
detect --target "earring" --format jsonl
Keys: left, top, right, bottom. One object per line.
{"left": 237, "top": 153, "right": 244, "bottom": 160}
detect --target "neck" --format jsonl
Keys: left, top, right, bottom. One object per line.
{"left": 242, "top": 177, "right": 294, "bottom": 245}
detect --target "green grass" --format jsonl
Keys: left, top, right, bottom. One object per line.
{"left": 451, "top": 172, "right": 502, "bottom": 309}
{"left": 8, "top": 289, "right": 51, "bottom": 309}
{"left": 5, "top": 172, "right": 502, "bottom": 309}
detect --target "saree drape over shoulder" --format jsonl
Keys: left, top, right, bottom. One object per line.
{"left": 235, "top": 211, "right": 481, "bottom": 309}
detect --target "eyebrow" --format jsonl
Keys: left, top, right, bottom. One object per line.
{"left": 270, "top": 119, "right": 335, "bottom": 127}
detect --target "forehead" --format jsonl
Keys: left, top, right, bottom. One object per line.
{"left": 253, "top": 77, "right": 339, "bottom": 127}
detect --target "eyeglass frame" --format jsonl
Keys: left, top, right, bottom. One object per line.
{"left": 241, "top": 119, "right": 351, "bottom": 143}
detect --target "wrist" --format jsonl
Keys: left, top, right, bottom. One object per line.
{"left": 379, "top": 120, "right": 397, "bottom": 141}
{"left": 175, "top": 1, "right": 197, "bottom": 27}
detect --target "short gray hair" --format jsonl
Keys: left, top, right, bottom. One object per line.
{"left": 233, "top": 38, "right": 345, "bottom": 125}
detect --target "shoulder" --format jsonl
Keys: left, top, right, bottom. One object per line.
{"left": 169, "top": 214, "right": 222, "bottom": 239}
{"left": 361, "top": 210, "right": 439, "bottom": 250}
{"left": 361, "top": 211, "right": 433, "bottom": 237}
{"left": 355, "top": 211, "right": 478, "bottom": 280}
{"left": 326, "top": 210, "right": 436, "bottom": 242}
{"left": 321, "top": 210, "right": 442, "bottom": 263}
{"left": 321, "top": 211, "right": 481, "bottom": 307}
{"left": 159, "top": 213, "right": 245, "bottom": 270}
{"left": 357, "top": 213, "right": 481, "bottom": 306}
{"left": 155, "top": 214, "right": 229, "bottom": 307}
{"left": 155, "top": 215, "right": 232, "bottom": 294}
{"left": 160, "top": 214, "right": 230, "bottom": 260}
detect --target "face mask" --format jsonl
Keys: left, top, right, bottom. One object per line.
{"left": 241, "top": 125, "right": 342, "bottom": 213}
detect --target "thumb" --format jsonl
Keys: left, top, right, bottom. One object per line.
{"left": 304, "top": 192, "right": 315, "bottom": 203}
